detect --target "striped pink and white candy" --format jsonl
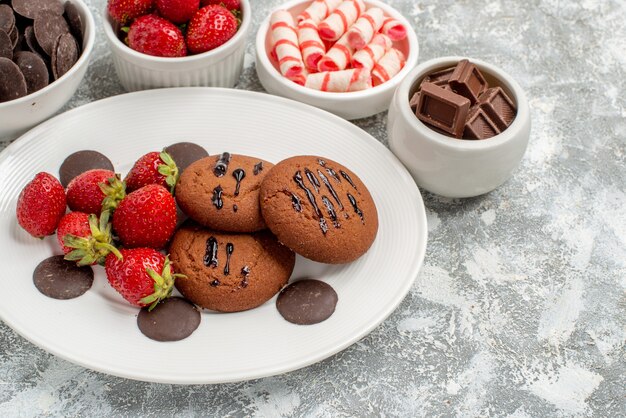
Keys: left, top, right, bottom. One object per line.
{"left": 305, "top": 68, "right": 371, "bottom": 92}
{"left": 346, "top": 7, "right": 384, "bottom": 49}
{"left": 317, "top": 0, "right": 365, "bottom": 42}
{"left": 298, "top": 19, "right": 326, "bottom": 71}
{"left": 297, "top": 0, "right": 343, "bottom": 24}
{"left": 380, "top": 17, "right": 407, "bottom": 41}
{"left": 317, "top": 31, "right": 355, "bottom": 72}
{"left": 270, "top": 10, "right": 306, "bottom": 80}
{"left": 351, "top": 33, "right": 392, "bottom": 70}
{"left": 268, "top": 0, "right": 409, "bottom": 92}
{"left": 371, "top": 48, "right": 405, "bottom": 86}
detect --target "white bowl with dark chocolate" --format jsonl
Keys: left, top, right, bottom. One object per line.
{"left": 0, "top": 0, "right": 95, "bottom": 139}
{"left": 387, "top": 56, "right": 530, "bottom": 198}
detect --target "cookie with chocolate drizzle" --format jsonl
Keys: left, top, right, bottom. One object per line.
{"left": 169, "top": 222, "right": 295, "bottom": 312}
{"left": 175, "top": 153, "right": 273, "bottom": 232}
{"left": 260, "top": 156, "right": 378, "bottom": 264}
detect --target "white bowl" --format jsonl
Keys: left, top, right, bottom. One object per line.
{"left": 255, "top": 0, "right": 419, "bottom": 120}
{"left": 387, "top": 56, "right": 531, "bottom": 198}
{"left": 103, "top": 0, "right": 251, "bottom": 91}
{"left": 0, "top": 0, "right": 95, "bottom": 140}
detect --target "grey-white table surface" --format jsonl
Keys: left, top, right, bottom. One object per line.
{"left": 1, "top": 0, "right": 625, "bottom": 416}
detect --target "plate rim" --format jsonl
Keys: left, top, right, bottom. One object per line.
{"left": 0, "top": 87, "right": 428, "bottom": 384}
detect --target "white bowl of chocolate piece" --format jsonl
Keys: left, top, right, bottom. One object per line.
{"left": 0, "top": 0, "right": 95, "bottom": 139}
{"left": 387, "top": 56, "right": 530, "bottom": 198}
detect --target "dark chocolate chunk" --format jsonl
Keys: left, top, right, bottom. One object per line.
{"left": 0, "top": 4, "right": 14, "bottom": 34}
{"left": 59, "top": 150, "right": 114, "bottom": 187}
{"left": 422, "top": 66, "right": 455, "bottom": 87}
{"left": 409, "top": 91, "right": 420, "bottom": 111}
{"left": 478, "top": 87, "right": 517, "bottom": 131}
{"left": 14, "top": 51, "right": 48, "bottom": 94}
{"left": 12, "top": 29, "right": 24, "bottom": 53}
{"left": 34, "top": 11, "right": 69, "bottom": 56}
{"left": 0, "top": 57, "right": 26, "bottom": 102}
{"left": 8, "top": 24, "right": 17, "bottom": 48}
{"left": 464, "top": 106, "right": 500, "bottom": 140}
{"left": 12, "top": 0, "right": 64, "bottom": 19}
{"left": 448, "top": 59, "right": 488, "bottom": 104}
{"left": 24, "top": 26, "right": 46, "bottom": 57}
{"left": 33, "top": 255, "right": 94, "bottom": 300}
{"left": 276, "top": 279, "right": 338, "bottom": 325}
{"left": 415, "top": 82, "right": 470, "bottom": 138}
{"left": 137, "top": 297, "right": 201, "bottom": 342}
{"left": 0, "top": 29, "right": 11, "bottom": 59}
{"left": 52, "top": 32, "right": 78, "bottom": 79}
{"left": 64, "top": 1, "right": 83, "bottom": 46}
{"left": 164, "top": 142, "right": 209, "bottom": 173}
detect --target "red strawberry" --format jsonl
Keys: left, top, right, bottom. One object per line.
{"left": 105, "top": 248, "right": 183, "bottom": 308}
{"left": 156, "top": 0, "right": 200, "bottom": 24}
{"left": 107, "top": 0, "right": 155, "bottom": 25}
{"left": 186, "top": 5, "right": 238, "bottom": 54}
{"left": 200, "top": 0, "right": 240, "bottom": 11}
{"left": 128, "top": 15, "right": 187, "bottom": 58}
{"left": 125, "top": 151, "right": 179, "bottom": 193}
{"left": 16, "top": 172, "right": 66, "bottom": 238}
{"left": 57, "top": 211, "right": 122, "bottom": 265}
{"left": 66, "top": 170, "right": 126, "bottom": 215}
{"left": 57, "top": 212, "right": 90, "bottom": 254}
{"left": 113, "top": 184, "right": 177, "bottom": 249}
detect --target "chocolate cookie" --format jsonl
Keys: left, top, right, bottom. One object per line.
{"left": 260, "top": 156, "right": 378, "bottom": 264}
{"left": 175, "top": 153, "right": 273, "bottom": 232}
{"left": 169, "top": 223, "right": 295, "bottom": 312}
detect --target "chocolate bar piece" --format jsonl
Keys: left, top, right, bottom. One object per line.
{"left": 464, "top": 106, "right": 501, "bottom": 139}
{"left": 478, "top": 87, "right": 517, "bottom": 130}
{"left": 409, "top": 91, "right": 420, "bottom": 111}
{"left": 421, "top": 66, "right": 455, "bottom": 87}
{"left": 449, "top": 59, "right": 488, "bottom": 104}
{"left": 416, "top": 82, "right": 470, "bottom": 138}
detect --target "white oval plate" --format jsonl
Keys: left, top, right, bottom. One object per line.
{"left": 0, "top": 88, "right": 427, "bottom": 384}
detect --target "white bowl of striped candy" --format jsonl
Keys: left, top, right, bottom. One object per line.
{"left": 255, "top": 0, "right": 418, "bottom": 120}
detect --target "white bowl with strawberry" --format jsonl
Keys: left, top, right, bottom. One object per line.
{"left": 255, "top": 0, "right": 418, "bottom": 120}
{"left": 103, "top": 0, "right": 250, "bottom": 91}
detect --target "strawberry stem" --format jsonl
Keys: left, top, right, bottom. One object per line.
{"left": 140, "top": 256, "right": 185, "bottom": 311}
{"left": 158, "top": 151, "right": 179, "bottom": 194}
{"left": 100, "top": 175, "right": 126, "bottom": 213}
{"left": 63, "top": 211, "right": 121, "bottom": 266}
